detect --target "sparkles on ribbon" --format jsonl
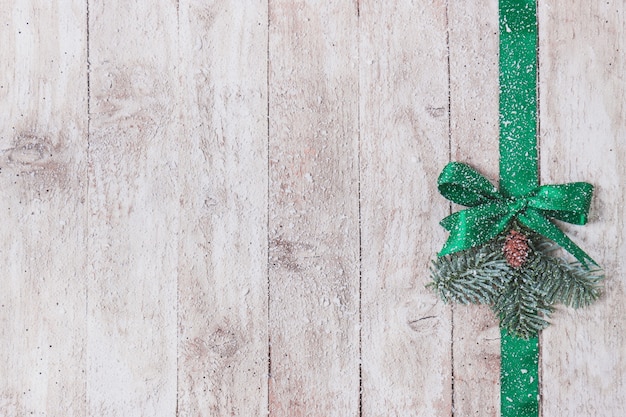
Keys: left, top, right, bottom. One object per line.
{"left": 436, "top": 161, "right": 597, "bottom": 268}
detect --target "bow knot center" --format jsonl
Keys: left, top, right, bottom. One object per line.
{"left": 510, "top": 197, "right": 530, "bottom": 214}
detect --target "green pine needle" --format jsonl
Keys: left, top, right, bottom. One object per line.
{"left": 428, "top": 240, "right": 511, "bottom": 305}
{"left": 492, "top": 258, "right": 554, "bottom": 339}
{"left": 535, "top": 251, "right": 604, "bottom": 309}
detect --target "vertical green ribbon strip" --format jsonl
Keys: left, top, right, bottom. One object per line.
{"left": 499, "top": 0, "right": 539, "bottom": 416}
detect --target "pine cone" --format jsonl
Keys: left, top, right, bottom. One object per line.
{"left": 503, "top": 230, "right": 530, "bottom": 268}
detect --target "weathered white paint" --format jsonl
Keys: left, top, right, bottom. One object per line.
{"left": 0, "top": 1, "right": 624, "bottom": 416}
{"left": 539, "top": 2, "right": 626, "bottom": 416}
{"left": 268, "top": 1, "right": 360, "bottom": 415}
{"left": 87, "top": 0, "right": 179, "bottom": 415}
{"left": 0, "top": 1, "right": 88, "bottom": 415}
{"left": 448, "top": 1, "right": 501, "bottom": 416}
{"left": 177, "top": 1, "right": 269, "bottom": 415}
{"left": 359, "top": 1, "right": 452, "bottom": 416}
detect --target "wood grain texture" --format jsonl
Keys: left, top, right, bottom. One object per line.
{"left": 2, "top": 1, "right": 626, "bottom": 415}
{"left": 87, "top": 1, "right": 178, "bottom": 414}
{"left": 447, "top": 1, "right": 501, "bottom": 416}
{"left": 0, "top": 2, "right": 88, "bottom": 415}
{"left": 359, "top": 1, "right": 452, "bottom": 415}
{"left": 538, "top": 2, "right": 626, "bottom": 416}
{"left": 268, "top": 1, "right": 360, "bottom": 415}
{"left": 177, "top": 1, "right": 268, "bottom": 415}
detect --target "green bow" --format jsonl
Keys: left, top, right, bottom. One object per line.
{"left": 438, "top": 162, "right": 596, "bottom": 268}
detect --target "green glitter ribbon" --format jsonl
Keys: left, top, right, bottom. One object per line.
{"left": 501, "top": 329, "right": 539, "bottom": 416}
{"left": 499, "top": 1, "right": 540, "bottom": 415}
{"left": 435, "top": 0, "right": 597, "bottom": 415}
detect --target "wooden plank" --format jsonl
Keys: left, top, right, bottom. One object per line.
{"left": 268, "top": 1, "right": 360, "bottom": 415}
{"left": 176, "top": 1, "right": 268, "bottom": 415}
{"left": 359, "top": 1, "right": 452, "bottom": 415}
{"left": 87, "top": 1, "right": 178, "bottom": 414}
{"left": 538, "top": 2, "right": 626, "bottom": 416}
{"left": 447, "top": 2, "right": 501, "bottom": 416}
{"left": 0, "top": 2, "right": 88, "bottom": 415}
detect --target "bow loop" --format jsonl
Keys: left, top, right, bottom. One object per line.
{"left": 527, "top": 182, "right": 593, "bottom": 225}
{"left": 438, "top": 162, "right": 501, "bottom": 207}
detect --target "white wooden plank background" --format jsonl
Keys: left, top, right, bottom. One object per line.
{"left": 177, "top": 2, "right": 268, "bottom": 415}
{"left": 359, "top": 1, "right": 451, "bottom": 416}
{"left": 268, "top": 1, "right": 360, "bottom": 416}
{"left": 0, "top": 1, "right": 624, "bottom": 416}
{"left": 538, "top": 2, "right": 626, "bottom": 415}
{"left": 0, "top": 1, "right": 88, "bottom": 415}
{"left": 448, "top": 1, "right": 501, "bottom": 416}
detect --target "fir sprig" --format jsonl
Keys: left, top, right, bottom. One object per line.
{"left": 428, "top": 228, "right": 604, "bottom": 339}
{"left": 529, "top": 236, "right": 604, "bottom": 308}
